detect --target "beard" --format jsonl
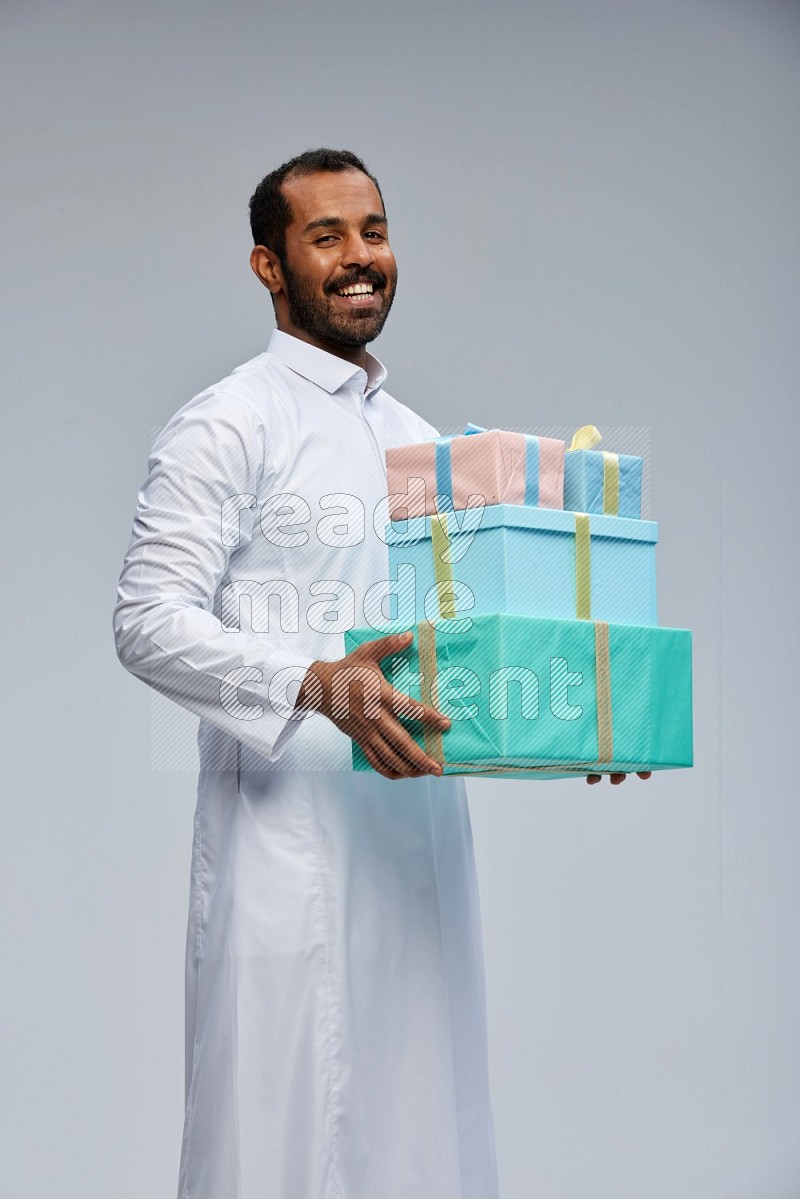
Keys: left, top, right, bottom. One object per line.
{"left": 280, "top": 259, "right": 397, "bottom": 350}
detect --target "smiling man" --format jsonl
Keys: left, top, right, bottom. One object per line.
{"left": 251, "top": 164, "right": 397, "bottom": 353}
{"left": 114, "top": 149, "right": 499, "bottom": 1199}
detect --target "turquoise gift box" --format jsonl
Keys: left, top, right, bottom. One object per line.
{"left": 344, "top": 614, "right": 693, "bottom": 780}
{"left": 386, "top": 503, "right": 658, "bottom": 628}
{"left": 563, "top": 449, "right": 643, "bottom": 518}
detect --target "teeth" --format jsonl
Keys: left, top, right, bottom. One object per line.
{"left": 338, "top": 283, "right": 373, "bottom": 296}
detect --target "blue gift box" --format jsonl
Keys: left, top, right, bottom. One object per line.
{"left": 385, "top": 503, "right": 658, "bottom": 628}
{"left": 563, "top": 449, "right": 643, "bottom": 518}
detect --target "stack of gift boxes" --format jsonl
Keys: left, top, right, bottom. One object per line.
{"left": 345, "top": 424, "right": 693, "bottom": 779}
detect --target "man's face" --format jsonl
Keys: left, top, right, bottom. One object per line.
{"left": 276, "top": 169, "right": 397, "bottom": 352}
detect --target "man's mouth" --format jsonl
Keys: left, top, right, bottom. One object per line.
{"left": 334, "top": 282, "right": 379, "bottom": 308}
{"left": 329, "top": 276, "right": 385, "bottom": 309}
{"left": 337, "top": 282, "right": 374, "bottom": 296}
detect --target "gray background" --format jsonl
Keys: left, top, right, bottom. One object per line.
{"left": 2, "top": 1, "right": 798, "bottom": 1195}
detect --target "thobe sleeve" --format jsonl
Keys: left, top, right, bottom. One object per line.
{"left": 113, "top": 391, "right": 316, "bottom": 764}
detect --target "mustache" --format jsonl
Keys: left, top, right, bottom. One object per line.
{"left": 324, "top": 267, "right": 388, "bottom": 295}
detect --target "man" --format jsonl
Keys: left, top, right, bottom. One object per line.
{"left": 114, "top": 149, "right": 499, "bottom": 1199}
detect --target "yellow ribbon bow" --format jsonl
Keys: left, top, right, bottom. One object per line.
{"left": 568, "top": 425, "right": 619, "bottom": 517}
{"left": 568, "top": 424, "right": 603, "bottom": 452}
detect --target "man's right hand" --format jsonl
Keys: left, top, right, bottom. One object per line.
{"left": 294, "top": 630, "right": 451, "bottom": 781}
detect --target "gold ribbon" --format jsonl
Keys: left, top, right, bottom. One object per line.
{"left": 602, "top": 451, "right": 619, "bottom": 516}
{"left": 416, "top": 618, "right": 614, "bottom": 774}
{"left": 569, "top": 426, "right": 620, "bottom": 516}
{"left": 418, "top": 619, "right": 444, "bottom": 765}
{"left": 594, "top": 620, "right": 614, "bottom": 763}
{"left": 430, "top": 513, "right": 458, "bottom": 620}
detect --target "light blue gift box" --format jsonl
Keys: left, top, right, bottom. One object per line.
{"left": 563, "top": 450, "right": 643, "bottom": 518}
{"left": 385, "top": 503, "right": 658, "bottom": 628}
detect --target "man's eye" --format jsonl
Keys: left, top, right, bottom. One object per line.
{"left": 365, "top": 231, "right": 385, "bottom": 240}
{"left": 315, "top": 235, "right": 337, "bottom": 245}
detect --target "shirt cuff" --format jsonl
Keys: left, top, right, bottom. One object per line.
{"left": 255, "top": 655, "right": 318, "bottom": 762}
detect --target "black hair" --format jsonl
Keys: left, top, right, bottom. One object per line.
{"left": 248, "top": 148, "right": 384, "bottom": 262}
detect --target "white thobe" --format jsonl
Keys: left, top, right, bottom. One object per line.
{"left": 114, "top": 329, "right": 498, "bottom": 1199}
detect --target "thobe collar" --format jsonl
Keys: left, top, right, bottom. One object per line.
{"left": 266, "top": 329, "right": 388, "bottom": 398}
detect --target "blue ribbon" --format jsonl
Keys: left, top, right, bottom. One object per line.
{"left": 523, "top": 435, "right": 540, "bottom": 506}
{"left": 433, "top": 424, "right": 541, "bottom": 507}
{"left": 434, "top": 438, "right": 454, "bottom": 512}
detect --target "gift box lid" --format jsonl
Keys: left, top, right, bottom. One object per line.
{"left": 385, "top": 502, "right": 658, "bottom": 547}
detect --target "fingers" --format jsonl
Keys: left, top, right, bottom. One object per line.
{"left": 381, "top": 713, "right": 444, "bottom": 776}
{"left": 351, "top": 634, "right": 450, "bottom": 732}
{"left": 586, "top": 771, "right": 653, "bottom": 785}
{"left": 362, "top": 728, "right": 442, "bottom": 780}
{"left": 359, "top": 693, "right": 444, "bottom": 779}
{"left": 347, "top": 677, "right": 448, "bottom": 749}
{"left": 360, "top": 739, "right": 407, "bottom": 781}
{"left": 357, "top": 630, "right": 414, "bottom": 662}
{"left": 390, "top": 687, "right": 451, "bottom": 730}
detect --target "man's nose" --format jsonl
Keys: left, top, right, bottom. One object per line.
{"left": 340, "top": 233, "right": 373, "bottom": 269}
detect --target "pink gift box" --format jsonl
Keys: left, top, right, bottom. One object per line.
{"left": 386, "top": 429, "right": 565, "bottom": 520}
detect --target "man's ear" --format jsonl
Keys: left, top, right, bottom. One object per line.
{"left": 250, "top": 245, "right": 284, "bottom": 295}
